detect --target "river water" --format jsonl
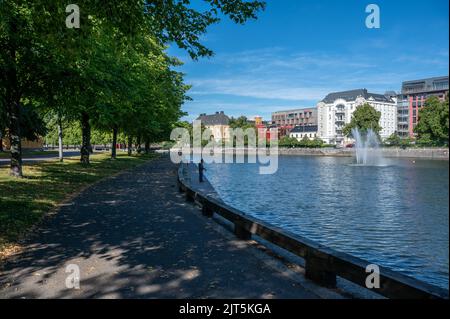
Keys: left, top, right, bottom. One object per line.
{"left": 203, "top": 155, "right": 449, "bottom": 289}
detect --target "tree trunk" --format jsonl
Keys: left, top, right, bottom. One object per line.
{"left": 80, "top": 112, "right": 91, "bottom": 165}
{"left": 9, "top": 99, "right": 22, "bottom": 177}
{"left": 0, "top": 132, "right": 3, "bottom": 152}
{"left": 111, "top": 126, "right": 118, "bottom": 159}
{"left": 6, "top": 28, "right": 22, "bottom": 177}
{"left": 136, "top": 135, "right": 142, "bottom": 154}
{"left": 57, "top": 115, "right": 64, "bottom": 162}
{"left": 144, "top": 138, "right": 150, "bottom": 154}
{"left": 127, "top": 136, "right": 133, "bottom": 156}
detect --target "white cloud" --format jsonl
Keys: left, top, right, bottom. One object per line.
{"left": 184, "top": 48, "right": 398, "bottom": 102}
{"left": 181, "top": 99, "right": 313, "bottom": 121}
{"left": 189, "top": 78, "right": 329, "bottom": 101}
{"left": 180, "top": 46, "right": 449, "bottom": 117}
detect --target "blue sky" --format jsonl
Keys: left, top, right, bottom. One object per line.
{"left": 168, "top": 0, "right": 449, "bottom": 121}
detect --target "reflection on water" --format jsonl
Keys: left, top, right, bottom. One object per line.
{"left": 204, "top": 155, "right": 449, "bottom": 289}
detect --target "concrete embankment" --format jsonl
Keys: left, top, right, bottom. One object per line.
{"left": 170, "top": 148, "right": 449, "bottom": 160}
{"left": 277, "top": 147, "right": 449, "bottom": 159}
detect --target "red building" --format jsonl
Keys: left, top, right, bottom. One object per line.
{"left": 271, "top": 108, "right": 317, "bottom": 127}
{"left": 398, "top": 76, "right": 449, "bottom": 138}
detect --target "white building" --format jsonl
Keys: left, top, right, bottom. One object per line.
{"left": 289, "top": 125, "right": 319, "bottom": 140}
{"left": 317, "top": 89, "right": 397, "bottom": 145}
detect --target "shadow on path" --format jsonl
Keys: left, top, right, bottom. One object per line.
{"left": 0, "top": 157, "right": 317, "bottom": 299}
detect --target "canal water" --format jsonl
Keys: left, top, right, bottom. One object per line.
{"left": 204, "top": 155, "right": 449, "bottom": 289}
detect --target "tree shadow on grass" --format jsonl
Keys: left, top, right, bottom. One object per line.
{"left": 0, "top": 155, "right": 154, "bottom": 248}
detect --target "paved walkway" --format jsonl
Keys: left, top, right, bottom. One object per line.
{"left": 0, "top": 156, "right": 319, "bottom": 299}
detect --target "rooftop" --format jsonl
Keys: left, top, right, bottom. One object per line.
{"left": 196, "top": 111, "right": 230, "bottom": 126}
{"left": 321, "top": 89, "right": 396, "bottom": 104}
{"left": 272, "top": 107, "right": 316, "bottom": 115}
{"left": 402, "top": 76, "right": 449, "bottom": 94}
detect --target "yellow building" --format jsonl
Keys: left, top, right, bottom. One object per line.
{"left": 196, "top": 111, "right": 231, "bottom": 142}
{"left": 1, "top": 137, "right": 44, "bottom": 150}
{"left": 254, "top": 116, "right": 263, "bottom": 126}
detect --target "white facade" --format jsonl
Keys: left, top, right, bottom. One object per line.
{"left": 289, "top": 126, "right": 319, "bottom": 140}
{"left": 205, "top": 125, "right": 231, "bottom": 142}
{"left": 289, "top": 131, "right": 318, "bottom": 140}
{"left": 317, "top": 90, "right": 397, "bottom": 145}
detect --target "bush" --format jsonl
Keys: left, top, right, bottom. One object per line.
{"left": 383, "top": 133, "right": 416, "bottom": 148}
{"left": 279, "top": 136, "right": 325, "bottom": 148}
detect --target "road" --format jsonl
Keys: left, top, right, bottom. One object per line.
{"left": 0, "top": 151, "right": 80, "bottom": 167}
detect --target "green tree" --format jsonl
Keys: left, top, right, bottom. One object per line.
{"left": 1, "top": 0, "right": 265, "bottom": 176}
{"left": 0, "top": 1, "right": 48, "bottom": 176}
{"left": 279, "top": 136, "right": 299, "bottom": 148}
{"left": 0, "top": 96, "right": 6, "bottom": 151}
{"left": 60, "top": 121, "right": 81, "bottom": 148}
{"left": 19, "top": 102, "right": 47, "bottom": 142}
{"left": 385, "top": 133, "right": 401, "bottom": 146}
{"left": 343, "top": 103, "right": 382, "bottom": 137}
{"left": 229, "top": 116, "right": 254, "bottom": 130}
{"left": 145, "top": 0, "right": 266, "bottom": 59}
{"left": 415, "top": 97, "right": 449, "bottom": 146}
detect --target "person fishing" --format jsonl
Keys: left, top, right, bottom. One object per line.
{"left": 199, "top": 158, "right": 206, "bottom": 183}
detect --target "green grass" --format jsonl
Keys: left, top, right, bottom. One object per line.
{"left": 0, "top": 153, "right": 156, "bottom": 252}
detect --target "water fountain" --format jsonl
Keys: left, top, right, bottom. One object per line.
{"left": 352, "top": 128, "right": 384, "bottom": 166}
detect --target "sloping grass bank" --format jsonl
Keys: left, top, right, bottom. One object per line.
{"left": 0, "top": 153, "right": 157, "bottom": 256}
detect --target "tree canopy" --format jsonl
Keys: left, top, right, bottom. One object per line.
{"left": 144, "top": 0, "right": 266, "bottom": 59}
{"left": 343, "top": 103, "right": 382, "bottom": 137}
{"left": 1, "top": 0, "right": 265, "bottom": 176}
{"left": 229, "top": 116, "right": 255, "bottom": 130}
{"left": 415, "top": 96, "right": 449, "bottom": 146}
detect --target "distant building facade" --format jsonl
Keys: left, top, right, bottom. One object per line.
{"left": 317, "top": 89, "right": 397, "bottom": 145}
{"left": 397, "top": 76, "right": 449, "bottom": 138}
{"left": 272, "top": 108, "right": 317, "bottom": 127}
{"left": 1, "top": 137, "right": 44, "bottom": 150}
{"left": 289, "top": 125, "right": 319, "bottom": 140}
{"left": 196, "top": 111, "right": 231, "bottom": 142}
{"left": 254, "top": 116, "right": 263, "bottom": 127}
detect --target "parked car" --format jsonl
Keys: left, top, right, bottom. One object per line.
{"left": 345, "top": 143, "right": 355, "bottom": 148}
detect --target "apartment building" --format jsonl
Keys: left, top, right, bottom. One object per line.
{"left": 317, "top": 89, "right": 397, "bottom": 145}
{"left": 397, "top": 76, "right": 449, "bottom": 138}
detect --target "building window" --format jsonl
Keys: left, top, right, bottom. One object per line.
{"left": 433, "top": 81, "right": 449, "bottom": 90}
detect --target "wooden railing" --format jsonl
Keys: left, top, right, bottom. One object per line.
{"left": 178, "top": 164, "right": 449, "bottom": 299}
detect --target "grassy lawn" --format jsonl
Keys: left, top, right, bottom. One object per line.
{"left": 0, "top": 153, "right": 157, "bottom": 254}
